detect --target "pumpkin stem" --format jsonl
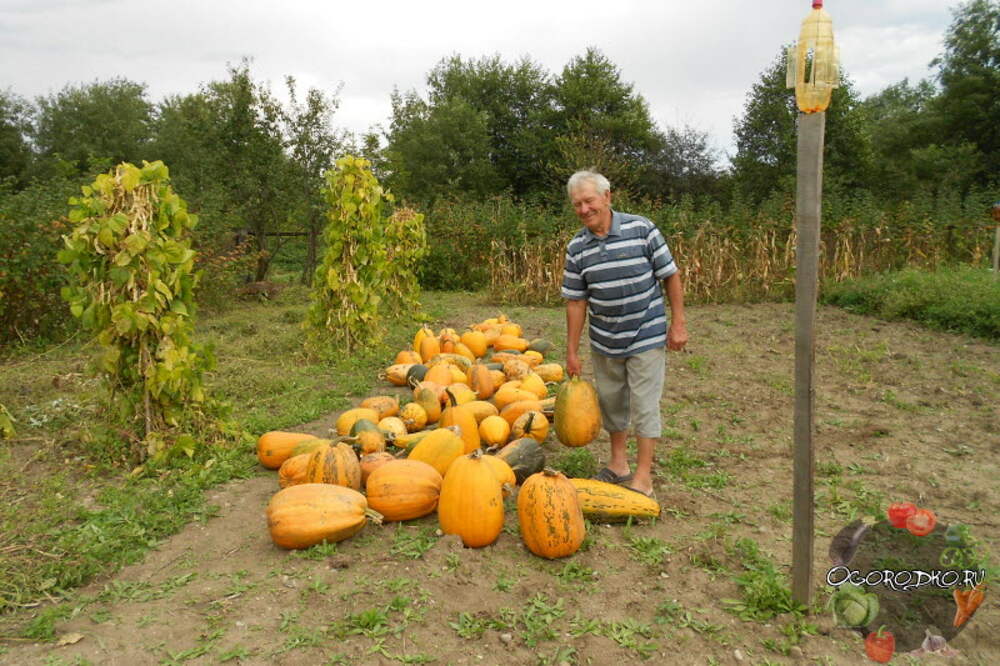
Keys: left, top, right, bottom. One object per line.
{"left": 542, "top": 467, "right": 560, "bottom": 477}
{"left": 365, "top": 508, "right": 384, "bottom": 525}
{"left": 469, "top": 448, "right": 483, "bottom": 460}
{"left": 445, "top": 388, "right": 457, "bottom": 407}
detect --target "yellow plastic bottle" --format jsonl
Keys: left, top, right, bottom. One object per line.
{"left": 794, "top": 0, "right": 838, "bottom": 113}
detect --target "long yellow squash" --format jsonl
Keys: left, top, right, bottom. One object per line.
{"left": 569, "top": 478, "right": 660, "bottom": 522}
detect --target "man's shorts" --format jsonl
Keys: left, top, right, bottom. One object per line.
{"left": 590, "top": 346, "right": 665, "bottom": 438}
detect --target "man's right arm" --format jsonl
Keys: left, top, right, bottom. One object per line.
{"left": 565, "top": 299, "right": 587, "bottom": 377}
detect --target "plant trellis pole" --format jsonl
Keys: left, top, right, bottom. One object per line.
{"left": 787, "top": 0, "right": 838, "bottom": 608}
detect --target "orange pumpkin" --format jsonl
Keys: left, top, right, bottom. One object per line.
{"left": 360, "top": 395, "right": 399, "bottom": 419}
{"left": 366, "top": 459, "right": 443, "bottom": 522}
{"left": 395, "top": 350, "right": 422, "bottom": 365}
{"left": 266, "top": 483, "right": 379, "bottom": 549}
{"left": 304, "top": 441, "right": 362, "bottom": 490}
{"left": 406, "top": 426, "right": 464, "bottom": 476}
{"left": 518, "top": 469, "right": 585, "bottom": 559}
{"left": 511, "top": 410, "right": 549, "bottom": 443}
{"left": 440, "top": 390, "right": 480, "bottom": 453}
{"left": 360, "top": 451, "right": 397, "bottom": 484}
{"left": 278, "top": 453, "right": 312, "bottom": 488}
{"left": 257, "top": 431, "right": 319, "bottom": 469}
{"left": 554, "top": 377, "right": 602, "bottom": 447}
{"left": 438, "top": 450, "right": 504, "bottom": 548}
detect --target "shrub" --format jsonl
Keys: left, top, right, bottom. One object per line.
{"left": 823, "top": 265, "right": 1000, "bottom": 340}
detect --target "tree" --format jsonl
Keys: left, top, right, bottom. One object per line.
{"left": 641, "top": 124, "right": 720, "bottom": 201}
{"left": 0, "top": 89, "right": 33, "bottom": 187}
{"left": 384, "top": 89, "right": 497, "bottom": 207}
{"left": 860, "top": 78, "right": 942, "bottom": 198}
{"left": 549, "top": 48, "right": 663, "bottom": 196}
{"left": 282, "top": 76, "right": 346, "bottom": 284}
{"left": 730, "top": 48, "right": 873, "bottom": 202}
{"left": 33, "top": 78, "right": 154, "bottom": 176}
{"left": 931, "top": 0, "right": 999, "bottom": 177}
{"left": 426, "top": 54, "right": 554, "bottom": 196}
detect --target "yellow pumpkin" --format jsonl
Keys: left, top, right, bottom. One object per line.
{"left": 478, "top": 415, "right": 511, "bottom": 448}
{"left": 336, "top": 408, "right": 380, "bottom": 436}
{"left": 535, "top": 363, "right": 565, "bottom": 383}
{"left": 511, "top": 410, "right": 549, "bottom": 443}
{"left": 518, "top": 372, "right": 548, "bottom": 400}
{"left": 438, "top": 450, "right": 504, "bottom": 548}
{"left": 412, "top": 325, "right": 434, "bottom": 354}
{"left": 445, "top": 383, "right": 477, "bottom": 405}
{"left": 499, "top": 399, "right": 544, "bottom": 427}
{"left": 407, "top": 426, "right": 464, "bottom": 476}
{"left": 493, "top": 382, "right": 538, "bottom": 410}
{"left": 425, "top": 362, "right": 455, "bottom": 389}
{"left": 464, "top": 400, "right": 499, "bottom": 423}
{"left": 399, "top": 402, "right": 428, "bottom": 432}
{"left": 453, "top": 342, "right": 476, "bottom": 362}
{"left": 377, "top": 417, "right": 407, "bottom": 440}
{"left": 480, "top": 453, "right": 517, "bottom": 496}
{"left": 419, "top": 335, "right": 441, "bottom": 363}
{"left": 499, "top": 323, "right": 523, "bottom": 338}
{"left": 460, "top": 329, "right": 488, "bottom": 358}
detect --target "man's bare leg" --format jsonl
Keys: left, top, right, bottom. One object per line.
{"left": 607, "top": 431, "right": 630, "bottom": 478}
{"left": 628, "top": 436, "right": 657, "bottom": 494}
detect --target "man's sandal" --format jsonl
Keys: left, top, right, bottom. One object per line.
{"left": 592, "top": 467, "right": 634, "bottom": 485}
{"left": 623, "top": 485, "right": 656, "bottom": 500}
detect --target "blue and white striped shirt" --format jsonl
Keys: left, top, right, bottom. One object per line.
{"left": 561, "top": 210, "right": 678, "bottom": 358}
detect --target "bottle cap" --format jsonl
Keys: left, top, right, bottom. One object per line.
{"left": 813, "top": 0, "right": 823, "bottom": 7}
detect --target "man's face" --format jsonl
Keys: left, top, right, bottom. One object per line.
{"left": 570, "top": 182, "right": 612, "bottom": 234}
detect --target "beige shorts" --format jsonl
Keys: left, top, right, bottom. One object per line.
{"left": 590, "top": 346, "right": 665, "bottom": 438}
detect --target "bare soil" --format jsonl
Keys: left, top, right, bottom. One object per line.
{"left": 3, "top": 302, "right": 998, "bottom": 665}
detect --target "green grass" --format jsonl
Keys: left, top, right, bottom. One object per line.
{"left": 823, "top": 265, "right": 1000, "bottom": 340}
{"left": 0, "top": 284, "right": 432, "bottom": 636}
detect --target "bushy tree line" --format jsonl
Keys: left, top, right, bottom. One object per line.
{"left": 732, "top": 0, "right": 999, "bottom": 203}
{"left": 0, "top": 1, "right": 996, "bottom": 344}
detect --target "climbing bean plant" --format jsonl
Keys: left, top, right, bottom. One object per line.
{"left": 306, "top": 155, "right": 426, "bottom": 354}
{"left": 58, "top": 161, "right": 216, "bottom": 460}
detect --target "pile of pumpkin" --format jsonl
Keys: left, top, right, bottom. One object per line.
{"left": 259, "top": 315, "right": 661, "bottom": 560}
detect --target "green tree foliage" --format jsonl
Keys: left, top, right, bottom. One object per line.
{"left": 58, "top": 161, "right": 217, "bottom": 460}
{"left": 730, "top": 48, "right": 873, "bottom": 202}
{"left": 306, "top": 156, "right": 426, "bottom": 354}
{"left": 0, "top": 89, "right": 33, "bottom": 188}
{"left": 549, "top": 47, "right": 663, "bottom": 193}
{"left": 426, "top": 54, "right": 554, "bottom": 196}
{"left": 384, "top": 90, "right": 498, "bottom": 207}
{"left": 282, "top": 76, "right": 346, "bottom": 284}
{"left": 33, "top": 78, "right": 154, "bottom": 177}
{"left": 384, "top": 48, "right": 686, "bottom": 203}
{"left": 931, "top": 0, "right": 1000, "bottom": 177}
{"left": 0, "top": 175, "right": 81, "bottom": 345}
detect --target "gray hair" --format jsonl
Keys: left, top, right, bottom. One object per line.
{"left": 566, "top": 170, "right": 611, "bottom": 197}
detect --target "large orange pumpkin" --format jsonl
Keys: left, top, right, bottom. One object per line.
{"left": 366, "top": 459, "right": 443, "bottom": 522}
{"left": 360, "top": 451, "right": 397, "bottom": 484}
{"left": 518, "top": 469, "right": 585, "bottom": 559}
{"left": 256, "top": 431, "right": 319, "bottom": 469}
{"left": 438, "top": 450, "right": 504, "bottom": 547}
{"left": 266, "top": 483, "right": 380, "bottom": 549}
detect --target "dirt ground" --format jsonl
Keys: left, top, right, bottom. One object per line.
{"left": 2, "top": 302, "right": 998, "bottom": 665}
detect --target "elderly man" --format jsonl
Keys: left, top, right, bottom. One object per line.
{"left": 561, "top": 170, "right": 688, "bottom": 498}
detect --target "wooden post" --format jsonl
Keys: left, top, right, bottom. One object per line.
{"left": 792, "top": 110, "right": 825, "bottom": 608}
{"left": 991, "top": 204, "right": 999, "bottom": 279}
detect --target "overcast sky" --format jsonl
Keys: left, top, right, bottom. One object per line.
{"left": 1, "top": 0, "right": 956, "bottom": 163}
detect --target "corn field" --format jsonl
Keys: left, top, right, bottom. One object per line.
{"left": 487, "top": 217, "right": 994, "bottom": 306}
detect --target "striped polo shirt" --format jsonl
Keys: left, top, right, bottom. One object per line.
{"left": 561, "top": 210, "right": 678, "bottom": 357}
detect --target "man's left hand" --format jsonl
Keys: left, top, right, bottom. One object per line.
{"left": 667, "top": 322, "right": 688, "bottom": 351}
